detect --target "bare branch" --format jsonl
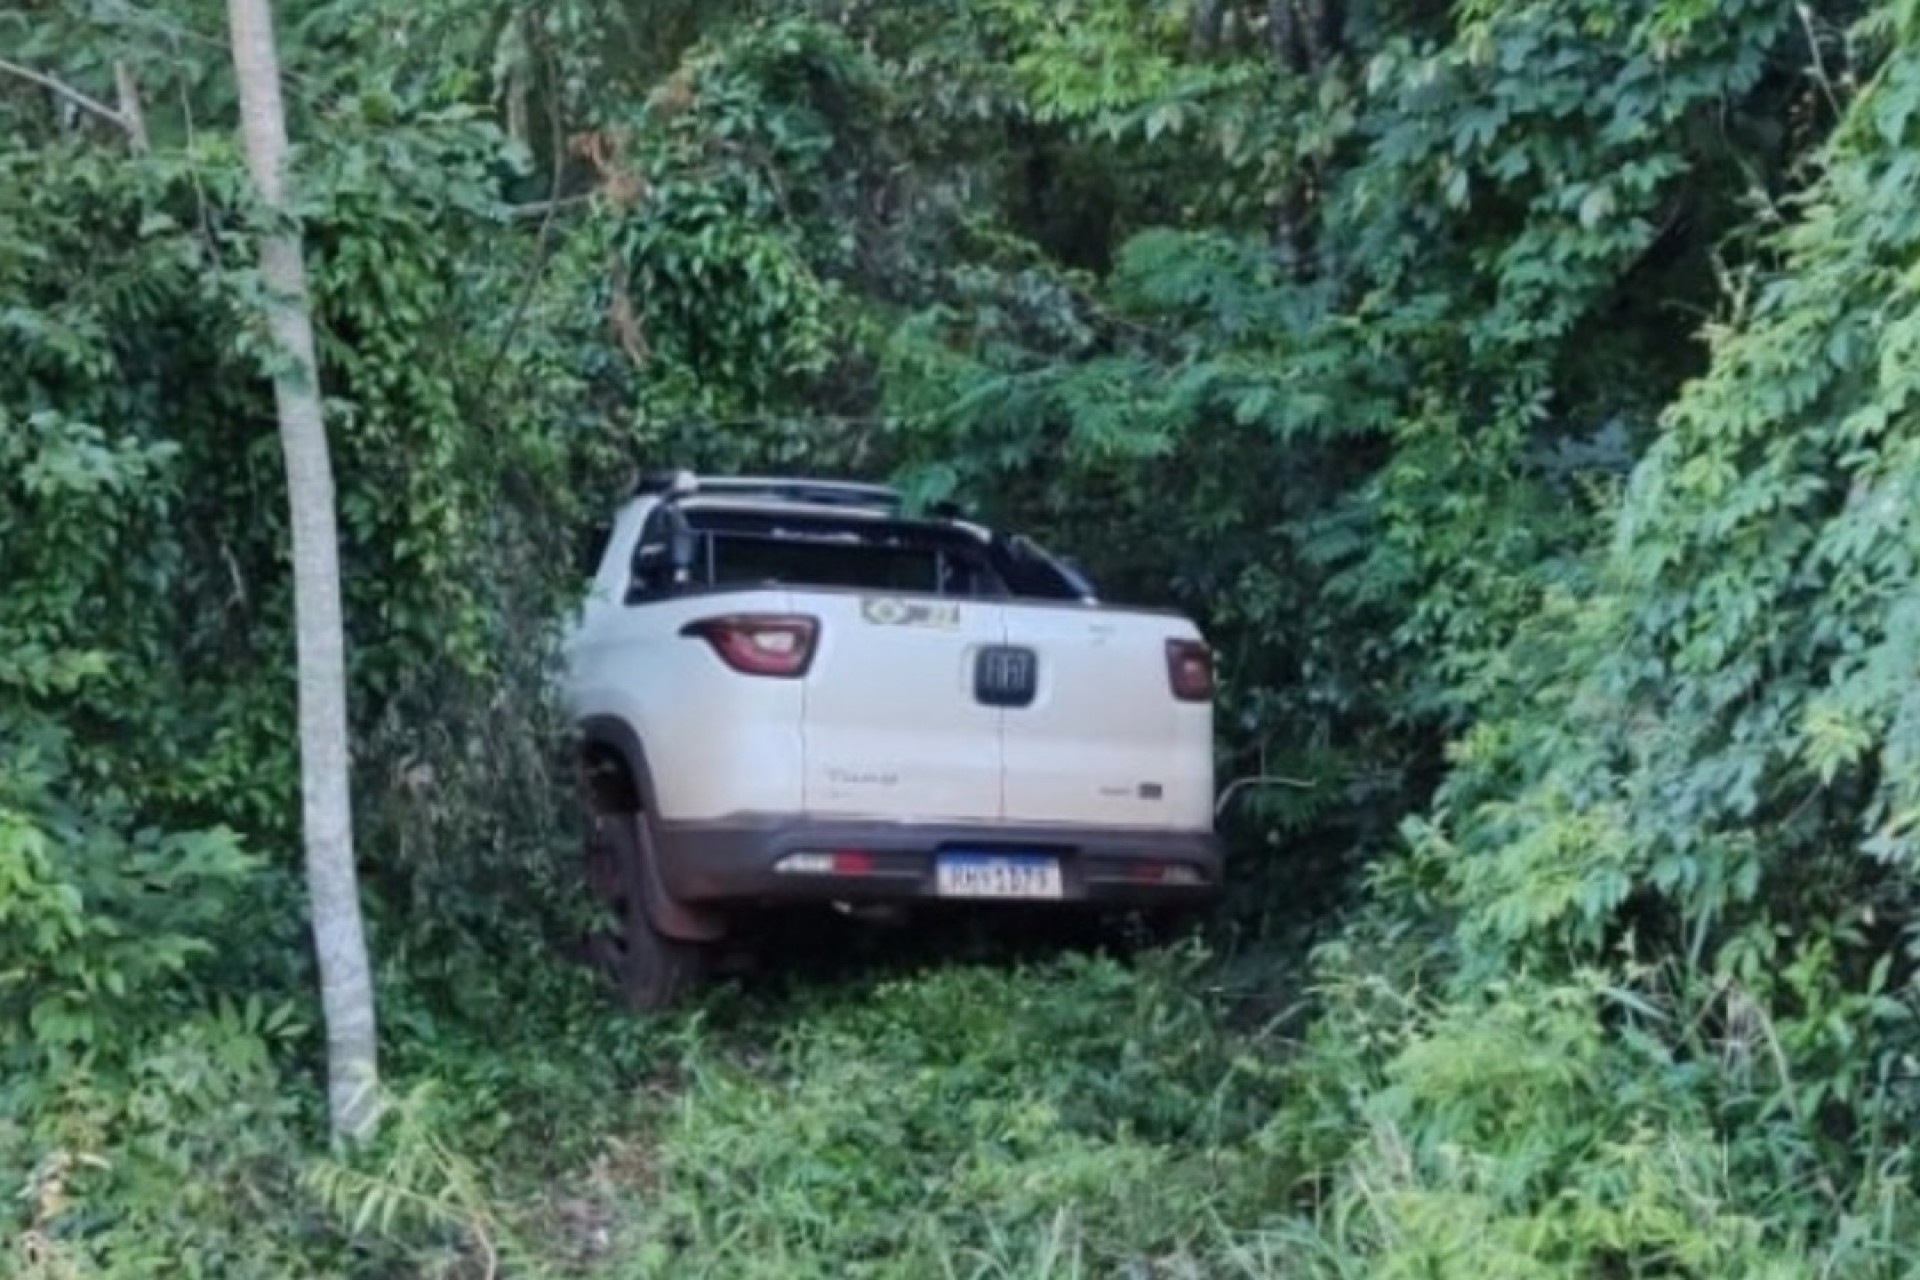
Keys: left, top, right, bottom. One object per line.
{"left": 0, "top": 56, "right": 134, "bottom": 135}
{"left": 503, "top": 193, "right": 592, "bottom": 220}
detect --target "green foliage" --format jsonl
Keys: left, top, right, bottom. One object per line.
{"left": 11, "top": 0, "right": 1920, "bottom": 1275}
{"left": 303, "top": 1083, "right": 504, "bottom": 1275}
{"left": 0, "top": 765, "right": 256, "bottom": 1056}
{"left": 6, "top": 1000, "right": 330, "bottom": 1280}
{"left": 0, "top": 140, "right": 323, "bottom": 1280}
{"left": 624, "top": 950, "right": 1286, "bottom": 1279}
{"left": 1424, "top": 4, "right": 1920, "bottom": 977}
{"left": 0, "top": 174, "right": 275, "bottom": 1063}
{"left": 1321, "top": 13, "right": 1920, "bottom": 1278}
{"left": 868, "top": 0, "right": 1833, "bottom": 895}
{"left": 600, "top": 18, "right": 867, "bottom": 421}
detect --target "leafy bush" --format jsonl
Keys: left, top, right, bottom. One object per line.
{"left": 10, "top": 2, "right": 1920, "bottom": 1277}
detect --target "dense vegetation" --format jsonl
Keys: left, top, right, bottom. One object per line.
{"left": 7, "top": 0, "right": 1920, "bottom": 1274}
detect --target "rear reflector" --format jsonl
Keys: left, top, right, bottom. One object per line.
{"left": 1128, "top": 861, "right": 1205, "bottom": 886}
{"left": 830, "top": 849, "right": 875, "bottom": 875}
{"left": 682, "top": 614, "right": 819, "bottom": 677}
{"left": 1165, "top": 638, "right": 1213, "bottom": 702}
{"left": 775, "top": 850, "right": 877, "bottom": 876}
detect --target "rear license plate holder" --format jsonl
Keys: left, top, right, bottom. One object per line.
{"left": 934, "top": 852, "right": 1063, "bottom": 900}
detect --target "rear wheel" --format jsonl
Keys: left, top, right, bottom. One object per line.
{"left": 585, "top": 812, "right": 708, "bottom": 1012}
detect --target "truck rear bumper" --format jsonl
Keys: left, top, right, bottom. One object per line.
{"left": 652, "top": 815, "right": 1222, "bottom": 909}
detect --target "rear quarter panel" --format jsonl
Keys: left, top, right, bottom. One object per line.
{"left": 565, "top": 586, "right": 805, "bottom": 821}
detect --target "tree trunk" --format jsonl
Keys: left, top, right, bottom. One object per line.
{"left": 1268, "top": 0, "right": 1302, "bottom": 71}
{"left": 226, "top": 0, "right": 380, "bottom": 1144}
{"left": 1189, "top": 0, "right": 1227, "bottom": 56}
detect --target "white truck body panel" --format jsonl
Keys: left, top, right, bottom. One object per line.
{"left": 799, "top": 592, "right": 1005, "bottom": 820}
{"left": 563, "top": 498, "right": 808, "bottom": 821}
{"left": 562, "top": 483, "right": 1216, "bottom": 840}
{"left": 564, "top": 580, "right": 806, "bottom": 822}
{"left": 999, "top": 605, "right": 1214, "bottom": 829}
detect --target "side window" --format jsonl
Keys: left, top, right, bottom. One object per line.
{"left": 992, "top": 533, "right": 1096, "bottom": 601}
{"left": 627, "top": 506, "right": 705, "bottom": 601}
{"left": 937, "top": 547, "right": 1006, "bottom": 599}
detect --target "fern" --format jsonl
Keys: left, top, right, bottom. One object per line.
{"left": 303, "top": 1083, "right": 503, "bottom": 1277}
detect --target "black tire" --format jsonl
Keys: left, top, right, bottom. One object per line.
{"left": 586, "top": 812, "right": 708, "bottom": 1012}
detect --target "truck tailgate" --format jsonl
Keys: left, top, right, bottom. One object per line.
{"left": 800, "top": 592, "right": 1006, "bottom": 820}
{"left": 999, "top": 605, "right": 1213, "bottom": 830}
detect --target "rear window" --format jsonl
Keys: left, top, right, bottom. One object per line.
{"left": 628, "top": 504, "right": 1093, "bottom": 602}
{"left": 687, "top": 510, "right": 1006, "bottom": 597}
{"left": 710, "top": 535, "right": 949, "bottom": 593}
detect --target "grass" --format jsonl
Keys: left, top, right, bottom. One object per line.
{"left": 319, "top": 919, "right": 1307, "bottom": 1279}
{"left": 27, "top": 904, "right": 1918, "bottom": 1279}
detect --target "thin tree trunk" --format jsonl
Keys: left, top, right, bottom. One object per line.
{"left": 113, "top": 62, "right": 149, "bottom": 153}
{"left": 1268, "top": 0, "right": 1301, "bottom": 71}
{"left": 226, "top": 0, "right": 380, "bottom": 1144}
{"left": 1299, "top": 0, "right": 1332, "bottom": 71}
{"left": 1189, "top": 0, "right": 1227, "bottom": 56}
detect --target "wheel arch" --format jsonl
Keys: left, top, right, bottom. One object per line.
{"left": 574, "top": 715, "right": 726, "bottom": 943}
{"left": 577, "top": 715, "right": 658, "bottom": 815}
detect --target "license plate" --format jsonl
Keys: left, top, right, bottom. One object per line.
{"left": 935, "top": 853, "right": 1063, "bottom": 900}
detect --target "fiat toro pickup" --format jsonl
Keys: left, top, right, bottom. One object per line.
{"left": 562, "top": 471, "right": 1221, "bottom": 1008}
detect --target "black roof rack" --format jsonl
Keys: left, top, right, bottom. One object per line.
{"left": 635, "top": 470, "right": 905, "bottom": 511}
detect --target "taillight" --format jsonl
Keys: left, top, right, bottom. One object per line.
{"left": 1166, "top": 638, "right": 1213, "bottom": 702}
{"left": 681, "top": 614, "right": 819, "bottom": 678}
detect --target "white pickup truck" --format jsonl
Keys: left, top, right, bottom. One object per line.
{"left": 563, "top": 472, "right": 1221, "bottom": 1008}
